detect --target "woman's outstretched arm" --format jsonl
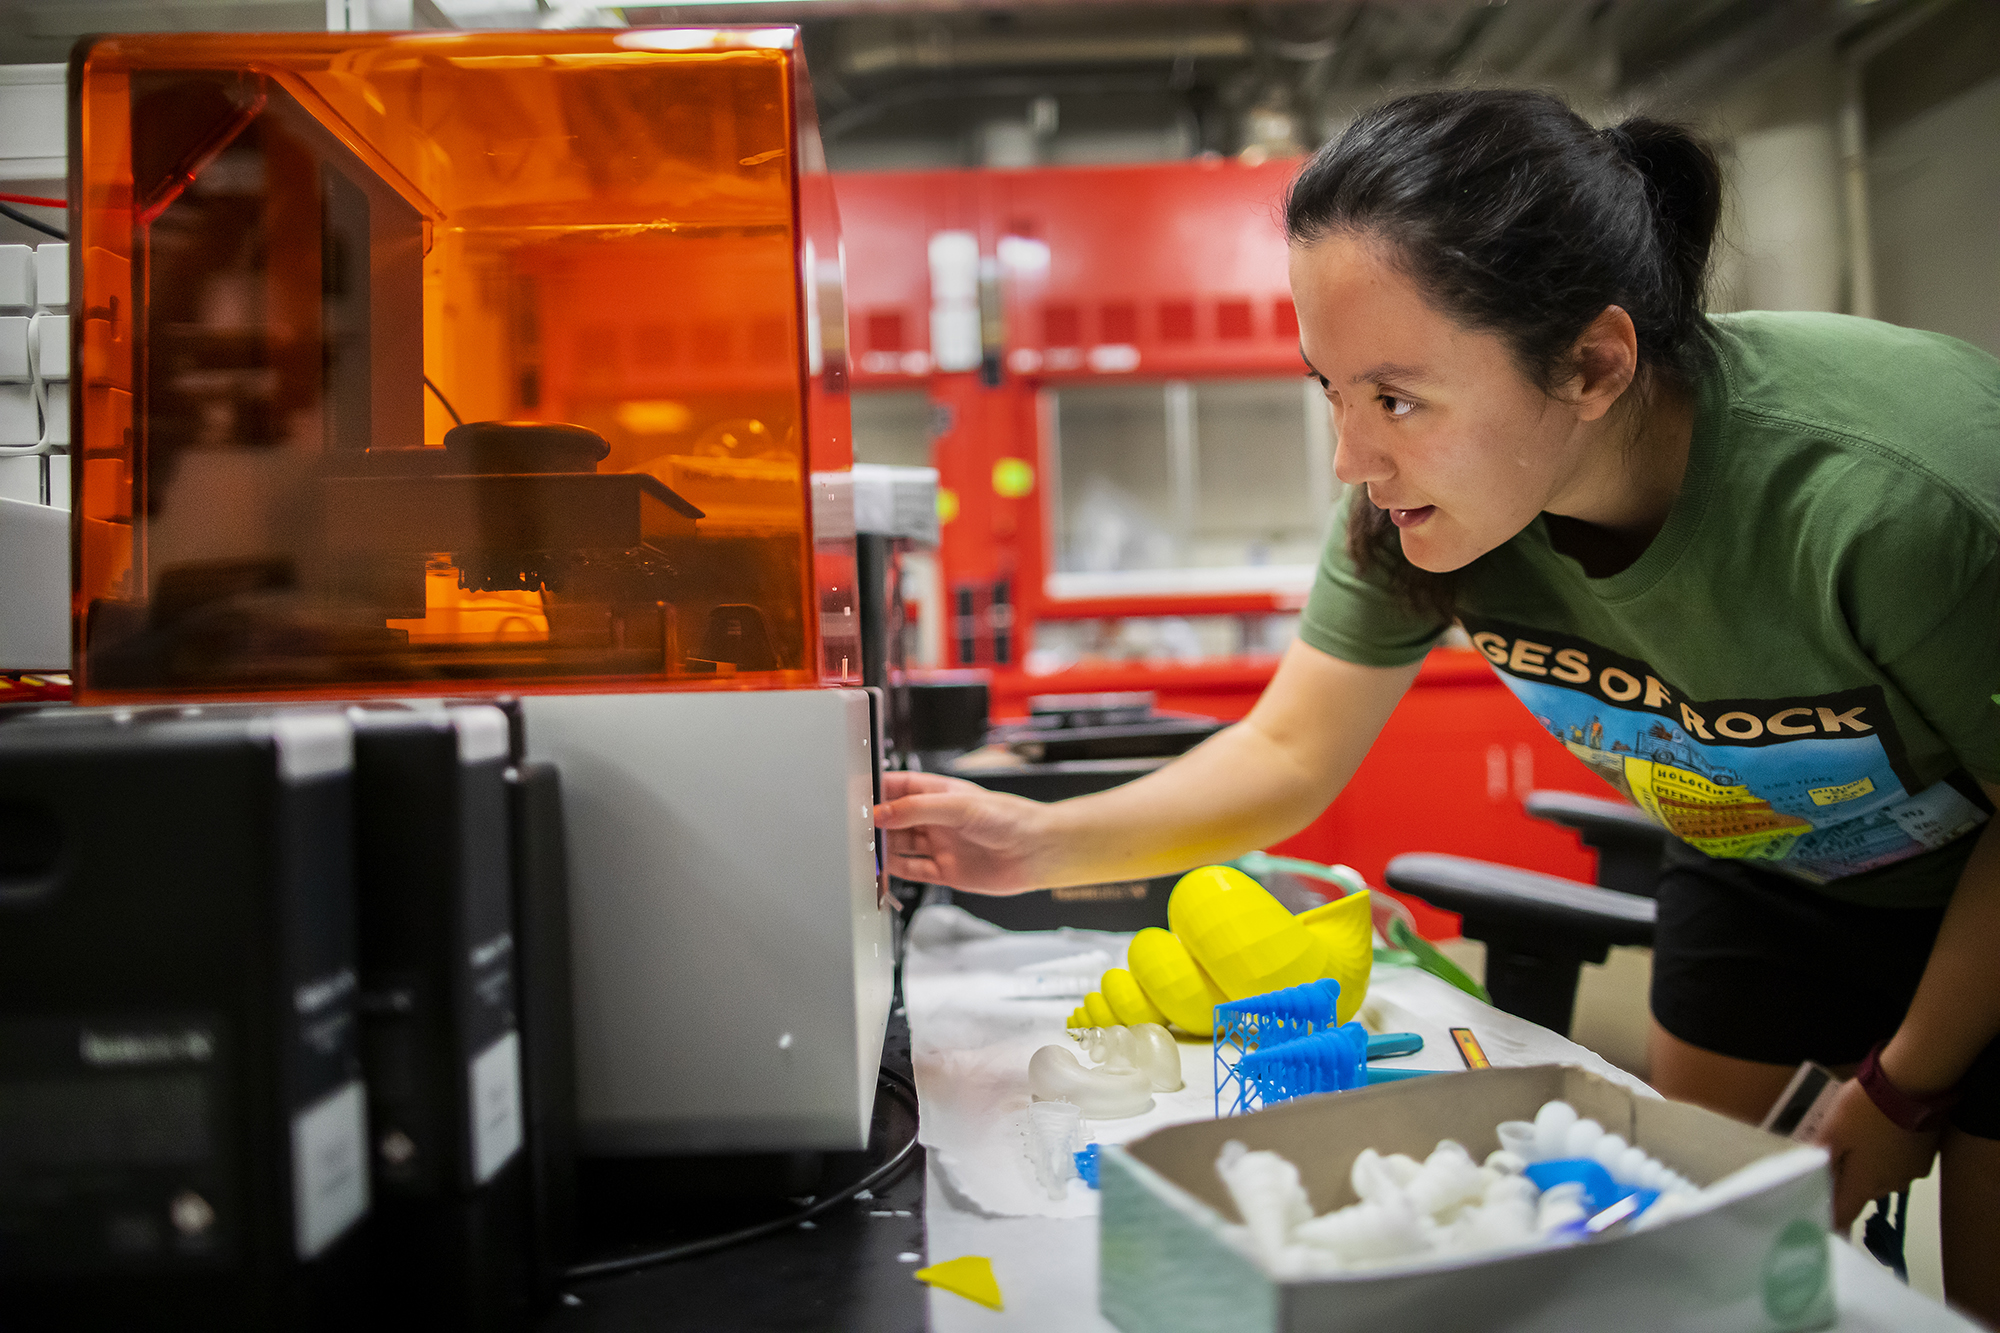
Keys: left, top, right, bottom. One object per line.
{"left": 873, "top": 639, "right": 1423, "bottom": 893}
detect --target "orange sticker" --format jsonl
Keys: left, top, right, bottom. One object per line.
{"left": 1451, "top": 1027, "right": 1490, "bottom": 1069}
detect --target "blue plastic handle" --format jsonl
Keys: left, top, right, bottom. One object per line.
{"left": 1365, "top": 1032, "right": 1423, "bottom": 1060}
{"left": 1363, "top": 1066, "right": 1438, "bottom": 1085}
{"left": 1523, "top": 1158, "right": 1633, "bottom": 1214}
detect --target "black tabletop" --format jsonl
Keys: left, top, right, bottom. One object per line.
{"left": 540, "top": 1011, "right": 927, "bottom": 1333}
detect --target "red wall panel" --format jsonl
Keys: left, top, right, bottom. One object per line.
{"left": 834, "top": 158, "right": 1307, "bottom": 388}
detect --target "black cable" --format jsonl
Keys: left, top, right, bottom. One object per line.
{"left": 563, "top": 1065, "right": 923, "bottom": 1282}
{"left": 424, "top": 375, "right": 463, "bottom": 427}
{"left": 0, "top": 202, "right": 64, "bottom": 241}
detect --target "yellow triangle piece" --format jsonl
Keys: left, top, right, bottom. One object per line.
{"left": 913, "top": 1254, "right": 1004, "bottom": 1311}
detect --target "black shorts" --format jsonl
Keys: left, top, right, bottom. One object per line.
{"left": 1650, "top": 840, "right": 2000, "bottom": 1139}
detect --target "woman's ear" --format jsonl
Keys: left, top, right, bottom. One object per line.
{"left": 1563, "top": 305, "right": 1641, "bottom": 422}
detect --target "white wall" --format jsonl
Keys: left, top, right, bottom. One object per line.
{"left": 1728, "top": 120, "right": 1845, "bottom": 314}
{"left": 1702, "top": 29, "right": 2000, "bottom": 361}
{"left": 1705, "top": 44, "right": 1848, "bottom": 317}
{"left": 1869, "top": 73, "right": 2000, "bottom": 358}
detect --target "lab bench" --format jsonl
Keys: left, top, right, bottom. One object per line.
{"left": 544, "top": 910, "right": 1985, "bottom": 1333}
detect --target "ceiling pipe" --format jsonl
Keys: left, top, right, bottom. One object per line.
{"left": 1623, "top": 0, "right": 1865, "bottom": 114}
{"left": 838, "top": 29, "right": 1250, "bottom": 77}
{"left": 820, "top": 72, "right": 1185, "bottom": 140}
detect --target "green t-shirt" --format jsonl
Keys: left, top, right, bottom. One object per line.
{"left": 1300, "top": 311, "right": 2000, "bottom": 908}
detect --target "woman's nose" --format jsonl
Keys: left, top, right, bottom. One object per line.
{"left": 1332, "top": 418, "right": 1391, "bottom": 486}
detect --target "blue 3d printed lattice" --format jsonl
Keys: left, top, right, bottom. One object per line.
{"left": 1232, "top": 1025, "right": 1369, "bottom": 1112}
{"left": 1214, "top": 977, "right": 1366, "bottom": 1115}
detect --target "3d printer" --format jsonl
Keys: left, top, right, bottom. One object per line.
{"left": 64, "top": 28, "right": 890, "bottom": 1171}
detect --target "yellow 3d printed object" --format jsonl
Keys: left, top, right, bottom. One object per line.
{"left": 1087, "top": 866, "right": 1373, "bottom": 1036}
{"left": 913, "top": 1255, "right": 1004, "bottom": 1311}
{"left": 1100, "top": 967, "right": 1169, "bottom": 1029}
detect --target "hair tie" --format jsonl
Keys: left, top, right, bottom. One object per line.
{"left": 1600, "top": 125, "right": 1638, "bottom": 163}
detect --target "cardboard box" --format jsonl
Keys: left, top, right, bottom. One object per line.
{"left": 1100, "top": 1065, "right": 1834, "bottom": 1333}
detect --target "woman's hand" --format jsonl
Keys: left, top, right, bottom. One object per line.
{"left": 873, "top": 771, "right": 1057, "bottom": 894}
{"left": 1812, "top": 782, "right": 2000, "bottom": 1229}
{"left": 1813, "top": 1077, "right": 1941, "bottom": 1228}
{"left": 872, "top": 645, "right": 1421, "bottom": 893}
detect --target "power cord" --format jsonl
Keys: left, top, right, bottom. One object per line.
{"left": 0, "top": 201, "right": 64, "bottom": 241}
{"left": 563, "top": 1064, "right": 922, "bottom": 1282}
{"left": 424, "top": 376, "right": 464, "bottom": 427}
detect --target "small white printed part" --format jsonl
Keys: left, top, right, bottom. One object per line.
{"left": 1216, "top": 1103, "right": 1714, "bottom": 1277}
{"left": 1401, "top": 1140, "right": 1488, "bottom": 1221}
{"left": 1292, "top": 1192, "right": 1427, "bottom": 1265}
{"left": 1436, "top": 1174, "right": 1539, "bottom": 1254}
{"left": 1028, "top": 1099, "right": 1083, "bottom": 1200}
{"left": 1075, "top": 1023, "right": 1183, "bottom": 1093}
{"left": 1536, "top": 1181, "right": 1589, "bottom": 1235}
{"left": 1127, "top": 1024, "right": 1184, "bottom": 1092}
{"left": 1278, "top": 1141, "right": 1544, "bottom": 1273}
{"left": 1531, "top": 1099, "right": 1578, "bottom": 1161}
{"left": 1027, "top": 1045, "right": 1153, "bottom": 1118}
{"left": 1495, "top": 1119, "right": 1536, "bottom": 1161}
{"left": 1217, "top": 1140, "right": 1315, "bottom": 1260}
{"left": 1511, "top": 1100, "right": 1697, "bottom": 1196}
{"left": 778, "top": 1033, "right": 794, "bottom": 1051}
{"left": 1562, "top": 1117, "right": 1605, "bottom": 1161}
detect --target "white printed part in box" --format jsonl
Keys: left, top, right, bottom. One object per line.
{"left": 1099, "top": 1064, "right": 1836, "bottom": 1333}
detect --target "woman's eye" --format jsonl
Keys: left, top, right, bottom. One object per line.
{"left": 1380, "top": 394, "right": 1414, "bottom": 418}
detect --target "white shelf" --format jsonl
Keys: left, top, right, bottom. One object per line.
{"left": 1046, "top": 565, "right": 1316, "bottom": 601}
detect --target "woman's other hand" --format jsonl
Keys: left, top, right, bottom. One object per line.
{"left": 1814, "top": 1076, "right": 1941, "bottom": 1229}
{"left": 873, "top": 771, "right": 1056, "bottom": 894}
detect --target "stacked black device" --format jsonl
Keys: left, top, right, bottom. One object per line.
{"left": 349, "top": 706, "right": 532, "bottom": 1331}
{"left": 0, "top": 709, "right": 371, "bottom": 1329}
{"left": 0, "top": 704, "right": 578, "bottom": 1329}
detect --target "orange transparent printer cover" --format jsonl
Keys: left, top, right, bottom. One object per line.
{"left": 68, "top": 28, "right": 856, "bottom": 702}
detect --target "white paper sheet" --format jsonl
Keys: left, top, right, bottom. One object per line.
{"left": 904, "top": 903, "right": 1648, "bottom": 1222}
{"left": 904, "top": 906, "right": 1222, "bottom": 1220}
{"left": 908, "top": 906, "right": 1978, "bottom": 1332}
